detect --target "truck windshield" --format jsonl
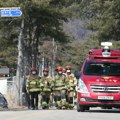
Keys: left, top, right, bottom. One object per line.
{"left": 83, "top": 62, "right": 120, "bottom": 76}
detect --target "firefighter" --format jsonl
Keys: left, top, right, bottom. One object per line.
{"left": 26, "top": 67, "right": 40, "bottom": 110}
{"left": 65, "top": 65, "right": 77, "bottom": 109}
{"left": 40, "top": 68, "right": 52, "bottom": 109}
{"left": 52, "top": 66, "right": 67, "bottom": 109}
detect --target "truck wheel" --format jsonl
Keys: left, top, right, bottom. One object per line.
{"left": 77, "top": 102, "right": 85, "bottom": 112}
{"left": 79, "top": 105, "right": 85, "bottom": 112}
{"left": 85, "top": 106, "right": 90, "bottom": 110}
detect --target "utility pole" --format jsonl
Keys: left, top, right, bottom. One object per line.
{"left": 15, "top": 19, "right": 24, "bottom": 106}
{"left": 52, "top": 38, "right": 57, "bottom": 78}
{"left": 0, "top": 7, "right": 23, "bottom": 106}
{"left": 41, "top": 57, "right": 45, "bottom": 76}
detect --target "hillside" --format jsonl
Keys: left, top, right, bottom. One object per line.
{"left": 63, "top": 19, "right": 92, "bottom": 45}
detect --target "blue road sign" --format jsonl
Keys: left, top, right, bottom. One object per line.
{"left": 0, "top": 9, "right": 22, "bottom": 17}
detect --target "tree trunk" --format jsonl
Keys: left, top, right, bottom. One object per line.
{"left": 15, "top": 19, "right": 24, "bottom": 106}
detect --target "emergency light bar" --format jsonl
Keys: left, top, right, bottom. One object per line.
{"left": 101, "top": 42, "right": 112, "bottom": 57}
{"left": 101, "top": 42, "right": 112, "bottom": 49}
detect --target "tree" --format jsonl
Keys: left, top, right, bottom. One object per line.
{"left": 0, "top": 0, "right": 74, "bottom": 105}
{"left": 78, "top": 0, "right": 120, "bottom": 41}
{"left": 0, "top": 0, "right": 70, "bottom": 68}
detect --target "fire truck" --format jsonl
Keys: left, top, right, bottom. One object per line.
{"left": 77, "top": 42, "right": 120, "bottom": 112}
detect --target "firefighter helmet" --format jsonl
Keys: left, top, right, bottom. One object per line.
{"left": 31, "top": 66, "right": 37, "bottom": 71}
{"left": 31, "top": 66, "right": 37, "bottom": 75}
{"left": 65, "top": 65, "right": 71, "bottom": 70}
{"left": 43, "top": 68, "right": 49, "bottom": 73}
{"left": 56, "top": 66, "right": 63, "bottom": 71}
{"left": 65, "top": 65, "right": 71, "bottom": 73}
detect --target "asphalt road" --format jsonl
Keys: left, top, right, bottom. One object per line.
{"left": 0, "top": 107, "right": 120, "bottom": 120}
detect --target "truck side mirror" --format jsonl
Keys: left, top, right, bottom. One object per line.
{"left": 74, "top": 70, "right": 81, "bottom": 79}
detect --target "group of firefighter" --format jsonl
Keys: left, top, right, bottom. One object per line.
{"left": 25, "top": 65, "right": 78, "bottom": 110}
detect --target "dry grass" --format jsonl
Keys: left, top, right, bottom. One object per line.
{"left": 5, "top": 93, "right": 26, "bottom": 109}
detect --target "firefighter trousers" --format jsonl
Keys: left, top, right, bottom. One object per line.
{"left": 29, "top": 91, "right": 39, "bottom": 110}
{"left": 41, "top": 91, "right": 51, "bottom": 109}
{"left": 53, "top": 90, "right": 67, "bottom": 109}
{"left": 67, "top": 90, "right": 74, "bottom": 109}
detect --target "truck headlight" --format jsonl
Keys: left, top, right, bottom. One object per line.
{"left": 78, "top": 78, "right": 88, "bottom": 92}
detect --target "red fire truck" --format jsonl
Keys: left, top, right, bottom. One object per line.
{"left": 77, "top": 42, "right": 120, "bottom": 112}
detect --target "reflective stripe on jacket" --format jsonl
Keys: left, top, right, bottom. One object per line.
{"left": 53, "top": 75, "right": 67, "bottom": 91}
{"left": 41, "top": 76, "right": 52, "bottom": 92}
{"left": 26, "top": 75, "right": 40, "bottom": 92}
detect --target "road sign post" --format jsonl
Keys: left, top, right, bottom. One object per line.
{"left": 0, "top": 7, "right": 23, "bottom": 106}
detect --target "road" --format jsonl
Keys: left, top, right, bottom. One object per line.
{"left": 0, "top": 107, "right": 120, "bottom": 120}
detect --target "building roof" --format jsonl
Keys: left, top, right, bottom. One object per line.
{"left": 0, "top": 68, "right": 9, "bottom": 74}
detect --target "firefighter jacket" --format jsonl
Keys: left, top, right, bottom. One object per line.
{"left": 52, "top": 74, "right": 67, "bottom": 91}
{"left": 26, "top": 75, "right": 40, "bottom": 92}
{"left": 40, "top": 76, "right": 52, "bottom": 92}
{"left": 66, "top": 73, "right": 77, "bottom": 91}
